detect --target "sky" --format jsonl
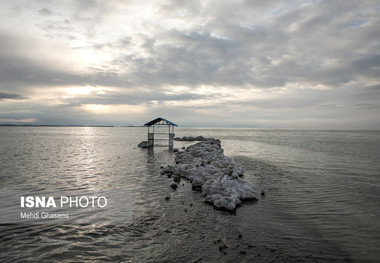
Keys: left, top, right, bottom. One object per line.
{"left": 0, "top": 0, "right": 379, "bottom": 128}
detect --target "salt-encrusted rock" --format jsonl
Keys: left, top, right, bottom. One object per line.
{"left": 138, "top": 141, "right": 153, "bottom": 148}
{"left": 162, "top": 138, "right": 259, "bottom": 210}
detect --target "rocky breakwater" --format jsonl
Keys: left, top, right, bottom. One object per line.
{"left": 162, "top": 138, "right": 259, "bottom": 210}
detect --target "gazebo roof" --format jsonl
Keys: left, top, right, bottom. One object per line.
{"left": 144, "top": 117, "right": 178, "bottom": 127}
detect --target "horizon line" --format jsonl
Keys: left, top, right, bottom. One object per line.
{"left": 1, "top": 124, "right": 379, "bottom": 131}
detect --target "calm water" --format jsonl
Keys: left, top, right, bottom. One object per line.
{"left": 0, "top": 127, "right": 379, "bottom": 262}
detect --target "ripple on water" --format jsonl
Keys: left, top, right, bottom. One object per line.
{"left": 1, "top": 127, "right": 379, "bottom": 262}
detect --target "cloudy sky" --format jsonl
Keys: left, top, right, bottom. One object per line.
{"left": 0, "top": 0, "right": 379, "bottom": 128}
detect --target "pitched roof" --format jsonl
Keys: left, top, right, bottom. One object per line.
{"left": 144, "top": 117, "right": 178, "bottom": 126}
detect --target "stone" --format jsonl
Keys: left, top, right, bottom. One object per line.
{"left": 174, "top": 136, "right": 205, "bottom": 141}
{"left": 138, "top": 141, "right": 153, "bottom": 148}
{"left": 173, "top": 175, "right": 181, "bottom": 183}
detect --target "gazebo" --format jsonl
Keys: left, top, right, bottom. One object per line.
{"left": 144, "top": 117, "right": 177, "bottom": 148}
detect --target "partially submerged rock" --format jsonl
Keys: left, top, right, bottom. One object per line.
{"left": 162, "top": 138, "right": 259, "bottom": 210}
{"left": 138, "top": 141, "right": 153, "bottom": 148}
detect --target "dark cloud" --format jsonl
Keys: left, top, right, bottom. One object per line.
{"left": 0, "top": 92, "right": 26, "bottom": 100}
{"left": 352, "top": 54, "right": 380, "bottom": 77}
{"left": 365, "top": 84, "right": 380, "bottom": 91}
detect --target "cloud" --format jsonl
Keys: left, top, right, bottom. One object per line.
{"left": 38, "top": 8, "right": 53, "bottom": 16}
{"left": 0, "top": 92, "right": 26, "bottom": 100}
{"left": 0, "top": 0, "right": 379, "bottom": 128}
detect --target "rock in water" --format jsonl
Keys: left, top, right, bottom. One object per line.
{"left": 162, "top": 138, "right": 259, "bottom": 210}
{"left": 138, "top": 141, "right": 153, "bottom": 148}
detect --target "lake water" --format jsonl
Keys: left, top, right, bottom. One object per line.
{"left": 0, "top": 127, "right": 379, "bottom": 262}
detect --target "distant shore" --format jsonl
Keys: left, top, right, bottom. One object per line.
{"left": 0, "top": 124, "right": 143, "bottom": 127}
